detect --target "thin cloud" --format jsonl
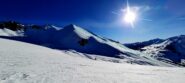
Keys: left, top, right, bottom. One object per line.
{"left": 111, "top": 11, "right": 121, "bottom": 16}
{"left": 141, "top": 18, "right": 153, "bottom": 21}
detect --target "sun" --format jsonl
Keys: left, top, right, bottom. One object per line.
{"left": 122, "top": 0, "right": 137, "bottom": 28}
{"left": 124, "top": 10, "right": 136, "bottom": 24}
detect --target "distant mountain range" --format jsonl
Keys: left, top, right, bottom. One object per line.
{"left": 125, "top": 38, "right": 164, "bottom": 50}
{"left": 125, "top": 35, "right": 185, "bottom": 66}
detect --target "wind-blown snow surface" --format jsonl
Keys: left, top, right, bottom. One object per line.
{"left": 0, "top": 38, "right": 185, "bottom": 83}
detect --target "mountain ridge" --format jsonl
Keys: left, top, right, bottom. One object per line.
{"left": 0, "top": 22, "right": 173, "bottom": 66}
{"left": 125, "top": 35, "right": 185, "bottom": 66}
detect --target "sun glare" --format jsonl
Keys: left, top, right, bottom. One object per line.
{"left": 122, "top": 0, "right": 137, "bottom": 28}
{"left": 124, "top": 11, "right": 136, "bottom": 23}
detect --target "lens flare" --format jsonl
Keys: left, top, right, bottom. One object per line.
{"left": 122, "top": 0, "right": 137, "bottom": 28}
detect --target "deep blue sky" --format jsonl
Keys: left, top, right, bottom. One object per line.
{"left": 0, "top": 0, "right": 185, "bottom": 43}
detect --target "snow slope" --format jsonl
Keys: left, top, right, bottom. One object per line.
{"left": 124, "top": 35, "right": 185, "bottom": 66}
{"left": 142, "top": 35, "right": 185, "bottom": 65}
{"left": 0, "top": 38, "right": 185, "bottom": 83}
{"left": 0, "top": 28, "right": 23, "bottom": 36}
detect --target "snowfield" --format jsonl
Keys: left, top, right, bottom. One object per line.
{"left": 0, "top": 38, "right": 185, "bottom": 83}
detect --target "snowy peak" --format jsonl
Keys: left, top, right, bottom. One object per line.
{"left": 44, "top": 25, "right": 61, "bottom": 30}
{"left": 54, "top": 24, "right": 123, "bottom": 57}
{"left": 62, "top": 24, "right": 87, "bottom": 32}
{"left": 167, "top": 35, "right": 185, "bottom": 44}
{"left": 62, "top": 24, "right": 76, "bottom": 31}
{"left": 62, "top": 24, "right": 95, "bottom": 39}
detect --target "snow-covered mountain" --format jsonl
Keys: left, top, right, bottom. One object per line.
{"left": 24, "top": 24, "right": 131, "bottom": 57}
{"left": 0, "top": 21, "right": 24, "bottom": 36}
{"left": 125, "top": 35, "right": 185, "bottom": 66}
{"left": 0, "top": 37, "right": 185, "bottom": 83}
{"left": 141, "top": 35, "right": 185, "bottom": 66}
{"left": 0, "top": 21, "right": 185, "bottom": 83}
{"left": 0, "top": 22, "right": 173, "bottom": 66}
{"left": 0, "top": 28, "right": 23, "bottom": 36}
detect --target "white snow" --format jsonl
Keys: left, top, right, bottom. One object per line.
{"left": 141, "top": 35, "right": 185, "bottom": 65}
{"left": 0, "top": 38, "right": 185, "bottom": 83}
{"left": 0, "top": 29, "right": 23, "bottom": 36}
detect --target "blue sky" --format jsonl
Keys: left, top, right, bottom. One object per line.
{"left": 0, "top": 0, "right": 185, "bottom": 43}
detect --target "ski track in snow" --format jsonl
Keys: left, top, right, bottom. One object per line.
{"left": 0, "top": 38, "right": 185, "bottom": 83}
